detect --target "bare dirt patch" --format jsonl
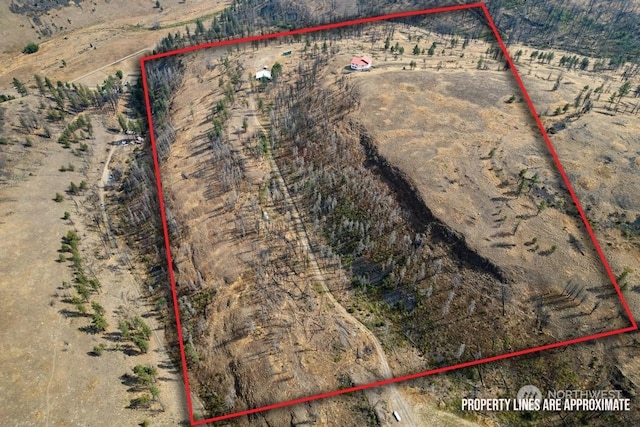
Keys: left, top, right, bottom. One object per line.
{"left": 157, "top": 47, "right": 422, "bottom": 425}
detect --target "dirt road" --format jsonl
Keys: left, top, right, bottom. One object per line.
{"left": 70, "top": 46, "right": 154, "bottom": 84}
{"left": 245, "top": 96, "right": 419, "bottom": 426}
{"left": 90, "top": 126, "right": 189, "bottom": 420}
{"left": 0, "top": 115, "right": 191, "bottom": 425}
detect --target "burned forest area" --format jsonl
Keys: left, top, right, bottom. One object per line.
{"left": 140, "top": 9, "right": 638, "bottom": 423}
{"left": 3, "top": 0, "right": 640, "bottom": 426}
{"left": 270, "top": 58, "right": 526, "bottom": 366}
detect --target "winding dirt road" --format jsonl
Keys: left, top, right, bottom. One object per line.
{"left": 247, "top": 96, "right": 419, "bottom": 426}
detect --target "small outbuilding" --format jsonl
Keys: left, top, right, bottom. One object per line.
{"left": 256, "top": 66, "right": 272, "bottom": 80}
{"left": 350, "top": 55, "right": 372, "bottom": 70}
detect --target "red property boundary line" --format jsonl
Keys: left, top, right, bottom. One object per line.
{"left": 139, "top": 3, "right": 638, "bottom": 425}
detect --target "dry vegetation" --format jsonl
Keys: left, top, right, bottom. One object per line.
{"left": 147, "top": 12, "right": 639, "bottom": 425}
{"left": 155, "top": 45, "right": 421, "bottom": 426}
{"left": 2, "top": 0, "right": 640, "bottom": 426}
{"left": 0, "top": 85, "right": 188, "bottom": 425}
{"left": 0, "top": 1, "right": 246, "bottom": 426}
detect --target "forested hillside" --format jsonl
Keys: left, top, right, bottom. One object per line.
{"left": 358, "top": 0, "right": 640, "bottom": 66}
{"left": 255, "top": 0, "right": 640, "bottom": 66}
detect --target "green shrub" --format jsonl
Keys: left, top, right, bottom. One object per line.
{"left": 130, "top": 394, "right": 152, "bottom": 409}
{"left": 92, "top": 343, "right": 106, "bottom": 356}
{"left": 0, "top": 94, "right": 16, "bottom": 103}
{"left": 68, "top": 182, "right": 79, "bottom": 195}
{"left": 133, "top": 337, "right": 149, "bottom": 354}
{"left": 22, "top": 42, "right": 39, "bottom": 54}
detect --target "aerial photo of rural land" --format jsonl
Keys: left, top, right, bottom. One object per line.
{"left": 1, "top": 1, "right": 640, "bottom": 426}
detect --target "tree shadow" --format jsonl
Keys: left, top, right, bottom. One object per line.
{"left": 491, "top": 196, "right": 512, "bottom": 203}
{"left": 157, "top": 361, "right": 179, "bottom": 372}
{"left": 79, "top": 325, "right": 101, "bottom": 335}
{"left": 120, "top": 374, "right": 150, "bottom": 395}
{"left": 87, "top": 349, "right": 104, "bottom": 357}
{"left": 118, "top": 345, "right": 141, "bottom": 357}
{"left": 491, "top": 231, "right": 515, "bottom": 238}
{"left": 537, "top": 248, "right": 557, "bottom": 256}
{"left": 491, "top": 242, "right": 516, "bottom": 249}
{"left": 516, "top": 213, "right": 536, "bottom": 220}
{"left": 58, "top": 308, "right": 91, "bottom": 319}
{"left": 102, "top": 331, "right": 125, "bottom": 342}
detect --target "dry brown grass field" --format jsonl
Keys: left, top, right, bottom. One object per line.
{"left": 0, "top": 1, "right": 236, "bottom": 426}
{"left": 158, "top": 43, "right": 479, "bottom": 426}
{"left": 149, "top": 17, "right": 639, "bottom": 426}
{"left": 1, "top": 1, "right": 640, "bottom": 426}
{"left": 0, "top": 0, "right": 230, "bottom": 88}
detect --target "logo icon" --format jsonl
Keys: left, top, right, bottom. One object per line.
{"left": 517, "top": 385, "right": 543, "bottom": 402}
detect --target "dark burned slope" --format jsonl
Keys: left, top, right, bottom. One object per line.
{"left": 357, "top": 126, "right": 508, "bottom": 284}
{"left": 269, "top": 55, "right": 549, "bottom": 372}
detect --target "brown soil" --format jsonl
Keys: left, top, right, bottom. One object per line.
{"left": 160, "top": 48, "right": 418, "bottom": 425}
{"left": 154, "top": 31, "right": 494, "bottom": 424}
{"left": 347, "top": 30, "right": 633, "bottom": 345}
{"left": 1, "top": 3, "right": 639, "bottom": 426}
{"left": 149, "top": 17, "right": 640, "bottom": 426}
{"left": 0, "top": 0, "right": 230, "bottom": 89}
{"left": 0, "top": 110, "right": 187, "bottom": 425}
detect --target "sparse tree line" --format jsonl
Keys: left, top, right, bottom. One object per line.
{"left": 484, "top": 0, "right": 640, "bottom": 67}
{"left": 57, "top": 114, "right": 93, "bottom": 149}
{"left": 119, "top": 158, "right": 166, "bottom": 253}
{"left": 144, "top": 60, "right": 184, "bottom": 161}
{"left": 11, "top": 72, "right": 126, "bottom": 113}
{"left": 160, "top": 52, "right": 260, "bottom": 416}
{"left": 3, "top": 71, "right": 129, "bottom": 151}
{"left": 545, "top": 77, "right": 640, "bottom": 122}
{"left": 56, "top": 228, "right": 161, "bottom": 409}
{"left": 152, "top": 1, "right": 265, "bottom": 55}
{"left": 114, "top": 8, "right": 262, "bottom": 416}
{"left": 57, "top": 230, "right": 106, "bottom": 332}
{"left": 357, "top": 0, "right": 640, "bottom": 69}
{"left": 207, "top": 56, "right": 247, "bottom": 194}
{"left": 124, "top": 364, "right": 162, "bottom": 410}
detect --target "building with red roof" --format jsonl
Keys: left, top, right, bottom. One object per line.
{"left": 350, "top": 55, "right": 372, "bottom": 70}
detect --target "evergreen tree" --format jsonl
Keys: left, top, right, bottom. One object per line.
{"left": 12, "top": 78, "right": 28, "bottom": 97}
{"left": 427, "top": 42, "right": 436, "bottom": 56}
